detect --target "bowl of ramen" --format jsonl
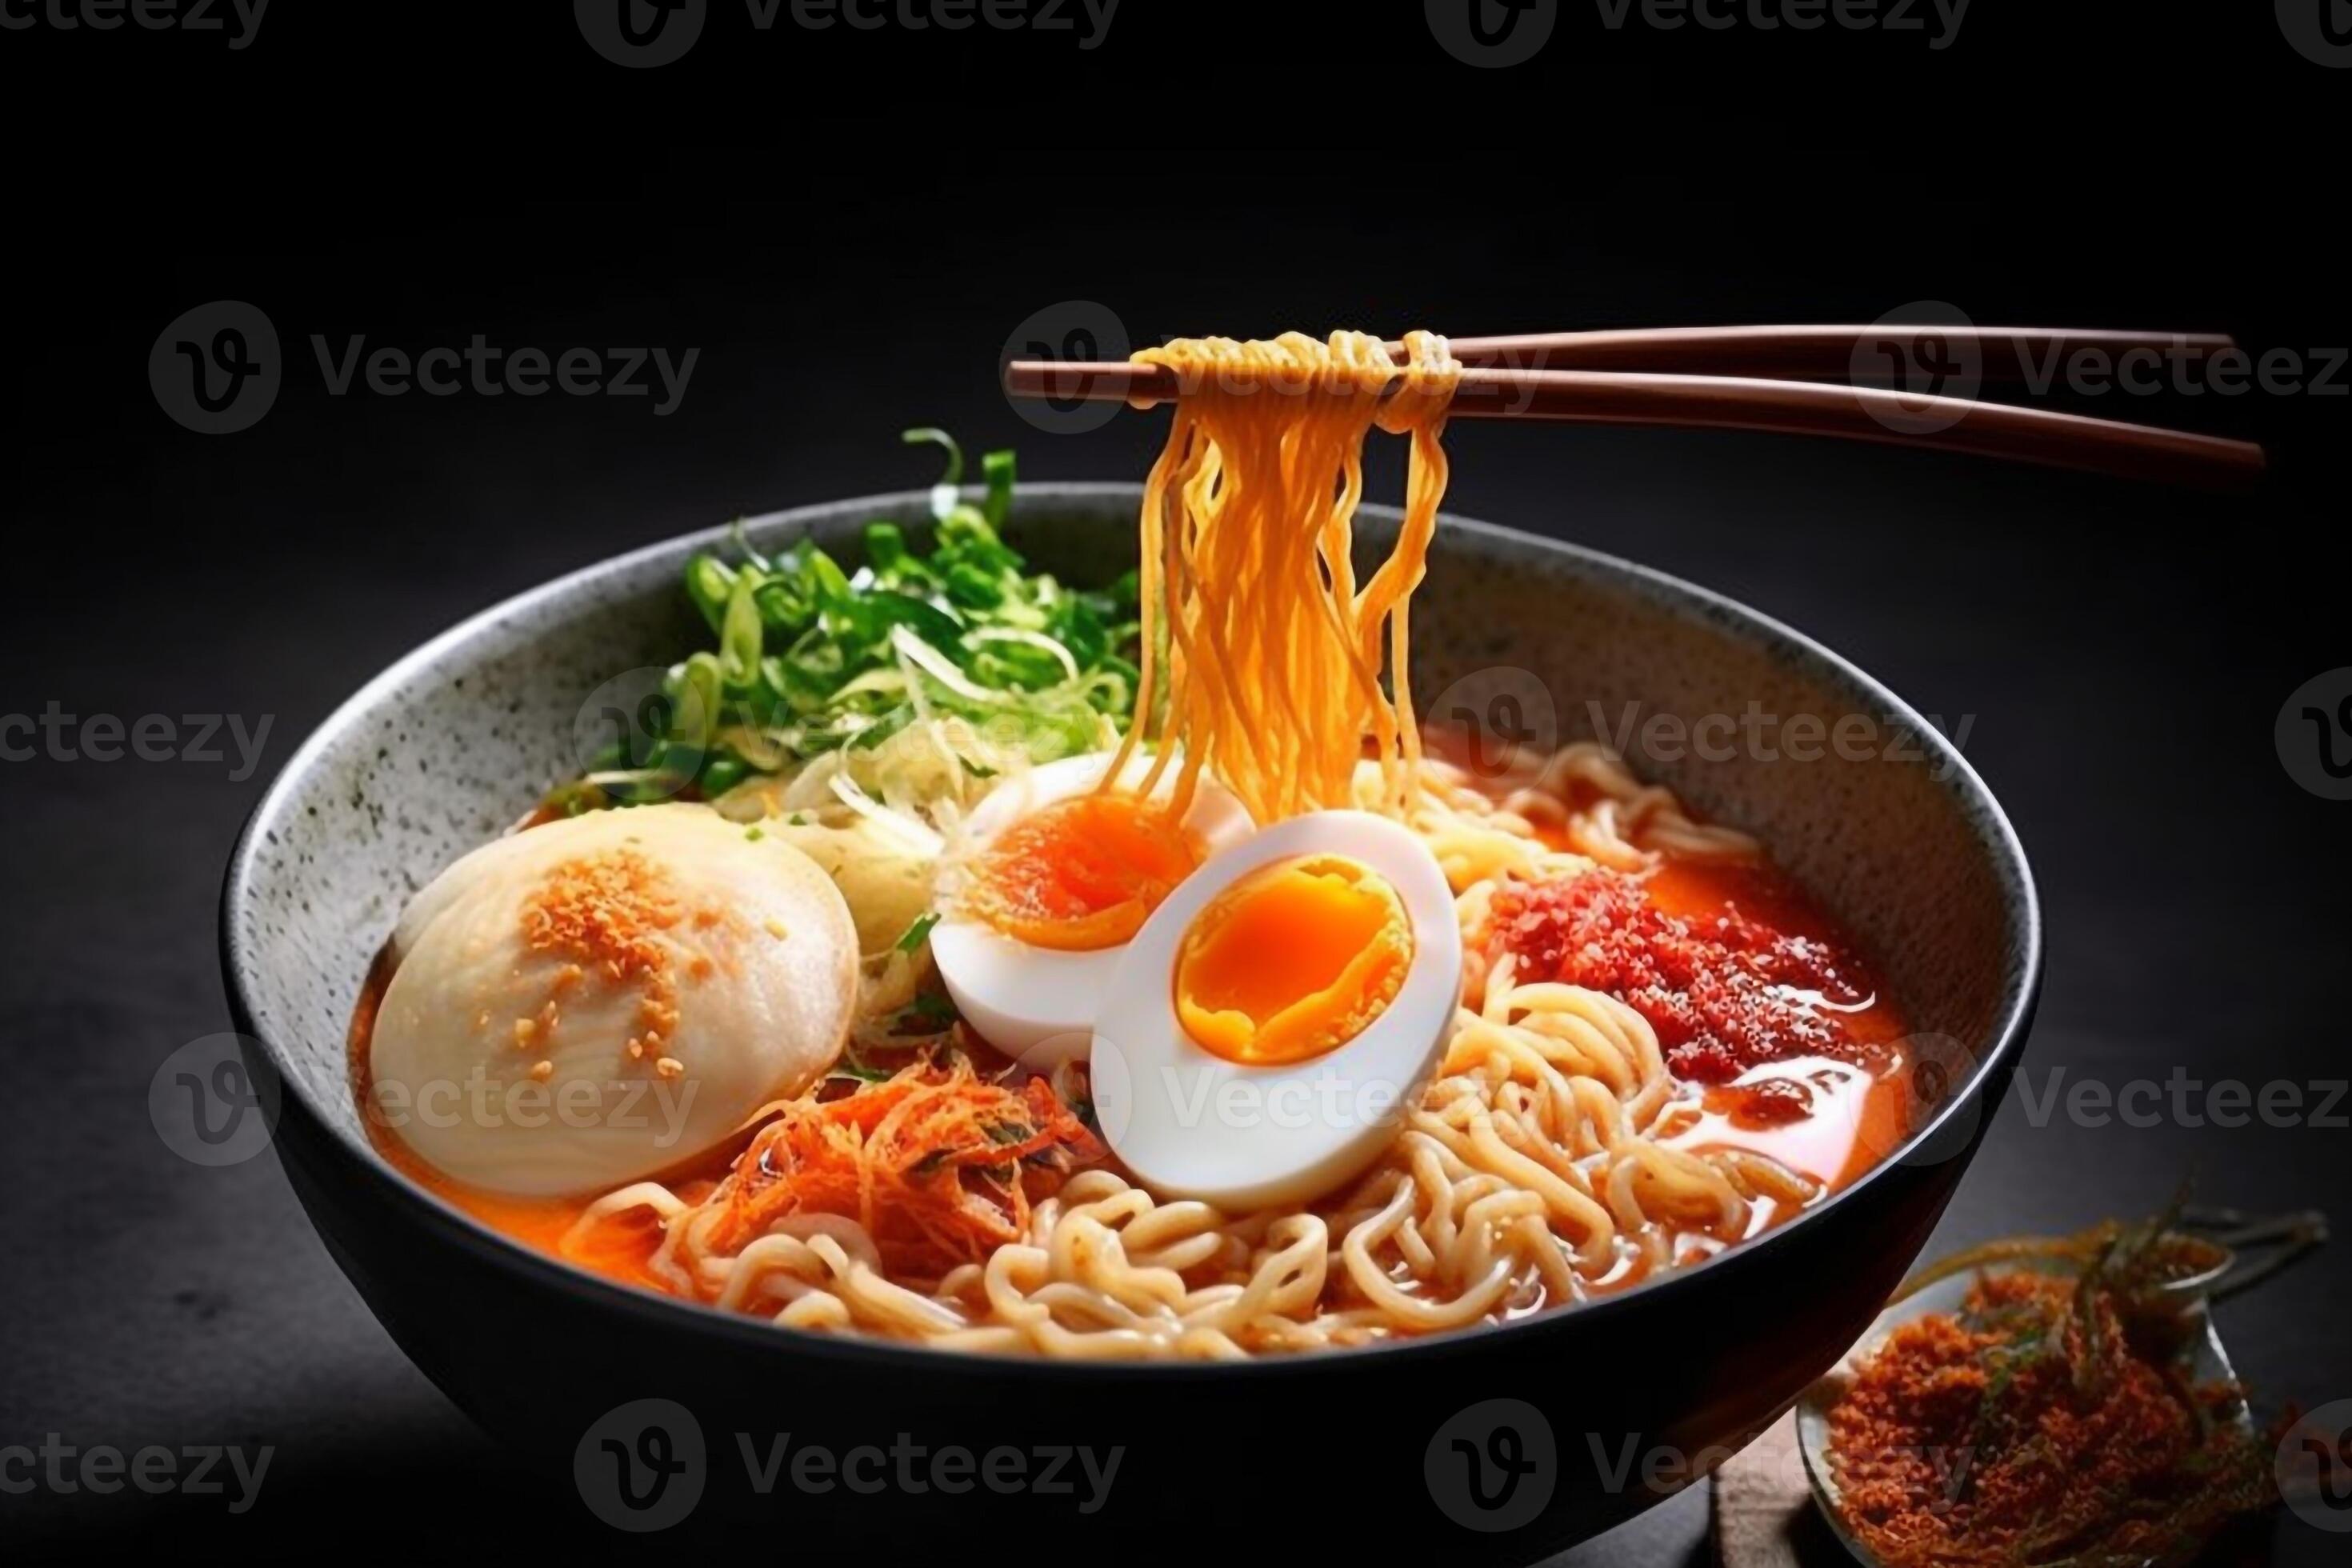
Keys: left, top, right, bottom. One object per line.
{"left": 222, "top": 334, "right": 2040, "bottom": 1557}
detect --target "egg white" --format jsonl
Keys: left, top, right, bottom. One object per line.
{"left": 1089, "top": 810, "right": 1462, "bottom": 1210}
{"left": 370, "top": 803, "right": 859, "bottom": 1196}
{"left": 930, "top": 751, "right": 1254, "bottom": 1067}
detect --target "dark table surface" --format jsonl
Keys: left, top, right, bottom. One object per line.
{"left": 4, "top": 138, "right": 2350, "bottom": 1566}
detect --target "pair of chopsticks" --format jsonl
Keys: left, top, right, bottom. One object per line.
{"left": 1005, "top": 326, "right": 2266, "bottom": 488}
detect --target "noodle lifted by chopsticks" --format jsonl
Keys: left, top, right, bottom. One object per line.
{"left": 1107, "top": 330, "right": 1461, "bottom": 825}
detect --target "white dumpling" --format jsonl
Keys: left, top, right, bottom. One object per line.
{"left": 370, "top": 803, "right": 858, "bottom": 1196}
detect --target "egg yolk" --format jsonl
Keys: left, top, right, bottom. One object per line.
{"left": 1174, "top": 854, "right": 1413, "bottom": 1066}
{"left": 964, "top": 793, "right": 1203, "bottom": 951}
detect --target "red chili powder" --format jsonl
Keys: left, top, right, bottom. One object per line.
{"left": 1487, "top": 866, "right": 1876, "bottom": 1082}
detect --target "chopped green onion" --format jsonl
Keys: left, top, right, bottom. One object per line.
{"left": 903, "top": 427, "right": 964, "bottom": 520}
{"left": 727, "top": 517, "right": 772, "bottom": 573}
{"left": 572, "top": 430, "right": 1136, "bottom": 818}
{"left": 827, "top": 1046, "right": 898, "bottom": 1085}
{"left": 982, "top": 448, "right": 1016, "bottom": 530}
{"left": 719, "top": 571, "right": 764, "bottom": 688}
{"left": 895, "top": 911, "right": 941, "bottom": 953}
{"left": 686, "top": 555, "right": 736, "bottom": 634}
{"left": 698, "top": 752, "right": 748, "bottom": 798}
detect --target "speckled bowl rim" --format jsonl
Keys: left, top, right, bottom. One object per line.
{"left": 220, "top": 481, "right": 2043, "bottom": 1382}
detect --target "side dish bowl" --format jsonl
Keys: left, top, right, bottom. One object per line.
{"left": 222, "top": 484, "right": 2041, "bottom": 1559}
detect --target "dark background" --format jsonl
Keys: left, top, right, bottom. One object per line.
{"left": 4, "top": 2, "right": 2350, "bottom": 1563}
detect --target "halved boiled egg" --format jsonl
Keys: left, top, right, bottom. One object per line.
{"left": 1090, "top": 810, "right": 1461, "bottom": 1210}
{"left": 930, "top": 752, "right": 1254, "bottom": 1066}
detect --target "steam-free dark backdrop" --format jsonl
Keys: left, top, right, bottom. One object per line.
{"left": 4, "top": 7, "right": 2350, "bottom": 1562}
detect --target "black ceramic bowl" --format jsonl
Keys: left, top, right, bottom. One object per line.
{"left": 221, "top": 484, "right": 2039, "bottom": 1562}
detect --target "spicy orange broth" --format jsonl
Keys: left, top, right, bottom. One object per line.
{"left": 353, "top": 798, "right": 1922, "bottom": 1310}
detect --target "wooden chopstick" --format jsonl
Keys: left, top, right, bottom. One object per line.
{"left": 1408, "top": 325, "right": 2238, "bottom": 383}
{"left": 1004, "top": 353, "right": 2266, "bottom": 489}
{"left": 1470, "top": 369, "right": 2265, "bottom": 488}
{"left": 1010, "top": 326, "right": 2238, "bottom": 396}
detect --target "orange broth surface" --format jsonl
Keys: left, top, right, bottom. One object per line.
{"left": 354, "top": 789, "right": 1927, "bottom": 1312}
{"left": 1639, "top": 856, "right": 1913, "bottom": 1194}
